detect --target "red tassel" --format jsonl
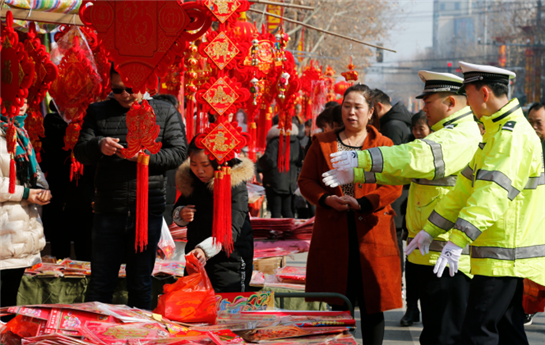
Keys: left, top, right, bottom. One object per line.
{"left": 278, "top": 129, "right": 284, "bottom": 173}
{"left": 248, "top": 122, "right": 257, "bottom": 162}
{"left": 284, "top": 132, "right": 291, "bottom": 173}
{"left": 186, "top": 99, "right": 194, "bottom": 142}
{"left": 212, "top": 169, "right": 223, "bottom": 248}
{"left": 223, "top": 167, "right": 233, "bottom": 256}
{"left": 9, "top": 157, "right": 16, "bottom": 194}
{"left": 136, "top": 153, "right": 149, "bottom": 252}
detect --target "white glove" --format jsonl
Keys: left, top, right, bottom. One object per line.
{"left": 405, "top": 230, "right": 433, "bottom": 256}
{"left": 433, "top": 241, "right": 463, "bottom": 278}
{"left": 330, "top": 151, "right": 359, "bottom": 171}
{"left": 322, "top": 169, "right": 354, "bottom": 188}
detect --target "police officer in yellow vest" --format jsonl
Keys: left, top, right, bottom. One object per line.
{"left": 419, "top": 62, "right": 544, "bottom": 344}
{"left": 322, "top": 71, "right": 482, "bottom": 345}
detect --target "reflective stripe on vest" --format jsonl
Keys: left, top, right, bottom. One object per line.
{"left": 470, "top": 244, "right": 545, "bottom": 260}
{"left": 428, "top": 210, "right": 455, "bottom": 231}
{"left": 368, "top": 147, "right": 384, "bottom": 173}
{"left": 525, "top": 173, "right": 545, "bottom": 189}
{"left": 461, "top": 165, "right": 474, "bottom": 181}
{"left": 421, "top": 139, "right": 445, "bottom": 179}
{"left": 476, "top": 169, "right": 520, "bottom": 201}
{"left": 407, "top": 237, "right": 470, "bottom": 255}
{"left": 365, "top": 171, "right": 376, "bottom": 184}
{"left": 455, "top": 218, "right": 482, "bottom": 241}
{"left": 413, "top": 175, "right": 457, "bottom": 187}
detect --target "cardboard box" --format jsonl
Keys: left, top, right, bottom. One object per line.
{"left": 253, "top": 256, "right": 286, "bottom": 275}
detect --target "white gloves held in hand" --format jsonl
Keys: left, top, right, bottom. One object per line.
{"left": 405, "top": 230, "right": 433, "bottom": 256}
{"left": 434, "top": 241, "right": 463, "bottom": 278}
{"left": 330, "top": 151, "right": 359, "bottom": 171}
{"left": 322, "top": 168, "right": 354, "bottom": 188}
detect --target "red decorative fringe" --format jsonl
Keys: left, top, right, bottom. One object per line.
{"left": 284, "top": 132, "right": 290, "bottom": 172}
{"left": 223, "top": 167, "right": 233, "bottom": 256}
{"left": 212, "top": 167, "right": 234, "bottom": 257}
{"left": 136, "top": 153, "right": 149, "bottom": 253}
{"left": 9, "top": 157, "right": 16, "bottom": 194}
{"left": 248, "top": 121, "right": 257, "bottom": 162}
{"left": 69, "top": 152, "right": 84, "bottom": 183}
{"left": 278, "top": 129, "right": 284, "bottom": 173}
{"left": 186, "top": 99, "right": 194, "bottom": 142}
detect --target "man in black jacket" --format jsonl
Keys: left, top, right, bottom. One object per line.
{"left": 372, "top": 89, "right": 412, "bottom": 145}
{"left": 74, "top": 69, "right": 187, "bottom": 310}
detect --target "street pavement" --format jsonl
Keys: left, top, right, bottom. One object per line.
{"left": 286, "top": 253, "right": 545, "bottom": 344}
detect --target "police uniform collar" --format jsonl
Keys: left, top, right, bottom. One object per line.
{"left": 458, "top": 61, "right": 516, "bottom": 94}
{"left": 416, "top": 70, "right": 464, "bottom": 99}
{"left": 480, "top": 98, "right": 521, "bottom": 128}
{"left": 431, "top": 106, "right": 473, "bottom": 132}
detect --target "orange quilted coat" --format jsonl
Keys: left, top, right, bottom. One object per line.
{"left": 298, "top": 126, "right": 403, "bottom": 314}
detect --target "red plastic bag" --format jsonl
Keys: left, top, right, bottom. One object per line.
{"left": 153, "top": 253, "right": 217, "bottom": 324}
{"left": 522, "top": 278, "right": 545, "bottom": 314}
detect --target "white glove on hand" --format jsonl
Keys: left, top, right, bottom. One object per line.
{"left": 322, "top": 169, "right": 354, "bottom": 188}
{"left": 433, "top": 241, "right": 463, "bottom": 278}
{"left": 405, "top": 230, "right": 434, "bottom": 256}
{"left": 330, "top": 151, "right": 359, "bottom": 171}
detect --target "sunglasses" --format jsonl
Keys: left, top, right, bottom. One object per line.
{"left": 111, "top": 87, "right": 134, "bottom": 95}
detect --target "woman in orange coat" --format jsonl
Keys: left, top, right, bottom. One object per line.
{"left": 298, "top": 84, "right": 403, "bottom": 345}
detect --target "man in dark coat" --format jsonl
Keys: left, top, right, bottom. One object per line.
{"left": 74, "top": 68, "right": 187, "bottom": 310}
{"left": 372, "top": 89, "right": 412, "bottom": 145}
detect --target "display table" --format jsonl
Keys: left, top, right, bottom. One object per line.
{"left": 17, "top": 276, "right": 175, "bottom": 310}
{"left": 17, "top": 277, "right": 326, "bottom": 311}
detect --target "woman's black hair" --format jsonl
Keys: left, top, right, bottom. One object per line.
{"left": 342, "top": 83, "right": 374, "bottom": 109}
{"left": 411, "top": 110, "right": 429, "bottom": 128}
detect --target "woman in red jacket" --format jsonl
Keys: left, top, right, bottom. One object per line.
{"left": 298, "top": 84, "right": 403, "bottom": 345}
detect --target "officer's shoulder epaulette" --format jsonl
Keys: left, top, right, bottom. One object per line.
{"left": 502, "top": 121, "right": 516, "bottom": 132}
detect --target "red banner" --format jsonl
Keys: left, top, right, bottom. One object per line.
{"left": 266, "top": 3, "right": 283, "bottom": 33}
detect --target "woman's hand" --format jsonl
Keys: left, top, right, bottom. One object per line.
{"left": 180, "top": 205, "right": 196, "bottom": 223}
{"left": 325, "top": 195, "right": 351, "bottom": 212}
{"left": 28, "top": 189, "right": 52, "bottom": 205}
{"left": 190, "top": 248, "right": 207, "bottom": 265}
{"left": 340, "top": 195, "right": 360, "bottom": 211}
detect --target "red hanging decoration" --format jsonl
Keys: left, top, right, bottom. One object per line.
{"left": 79, "top": 0, "right": 211, "bottom": 94}
{"left": 121, "top": 100, "right": 162, "bottom": 253}
{"left": 49, "top": 34, "right": 100, "bottom": 181}
{"left": 24, "top": 22, "right": 59, "bottom": 163}
{"left": 1, "top": 11, "right": 36, "bottom": 193}
{"left": 341, "top": 57, "right": 359, "bottom": 82}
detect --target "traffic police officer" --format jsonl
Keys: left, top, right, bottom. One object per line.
{"left": 323, "top": 71, "right": 482, "bottom": 344}
{"left": 422, "top": 62, "right": 545, "bottom": 344}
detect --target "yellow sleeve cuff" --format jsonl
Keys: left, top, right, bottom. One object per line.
{"left": 354, "top": 168, "right": 365, "bottom": 184}
{"left": 423, "top": 222, "right": 446, "bottom": 239}
{"left": 449, "top": 229, "right": 471, "bottom": 248}
{"left": 357, "top": 150, "right": 372, "bottom": 170}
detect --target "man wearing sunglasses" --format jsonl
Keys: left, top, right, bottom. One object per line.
{"left": 74, "top": 65, "right": 187, "bottom": 311}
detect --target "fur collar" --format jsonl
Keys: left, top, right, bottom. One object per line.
{"left": 266, "top": 124, "right": 300, "bottom": 143}
{"left": 176, "top": 156, "right": 255, "bottom": 196}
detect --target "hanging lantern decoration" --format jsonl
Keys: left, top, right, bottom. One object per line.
{"left": 1, "top": 11, "right": 36, "bottom": 193}
{"left": 184, "top": 41, "right": 200, "bottom": 141}
{"left": 300, "top": 60, "right": 324, "bottom": 120}
{"left": 24, "top": 22, "right": 59, "bottom": 163}
{"left": 324, "top": 65, "right": 337, "bottom": 103}
{"left": 194, "top": 0, "right": 254, "bottom": 255}
{"left": 79, "top": 0, "right": 211, "bottom": 94}
{"left": 341, "top": 56, "right": 359, "bottom": 82}
{"left": 275, "top": 51, "right": 301, "bottom": 173}
{"left": 49, "top": 35, "right": 101, "bottom": 181}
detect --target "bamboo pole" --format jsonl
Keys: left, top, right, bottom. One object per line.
{"left": 248, "top": 8, "right": 396, "bottom": 53}
{"left": 251, "top": 0, "right": 315, "bottom": 10}
{"left": 0, "top": 7, "right": 83, "bottom": 26}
